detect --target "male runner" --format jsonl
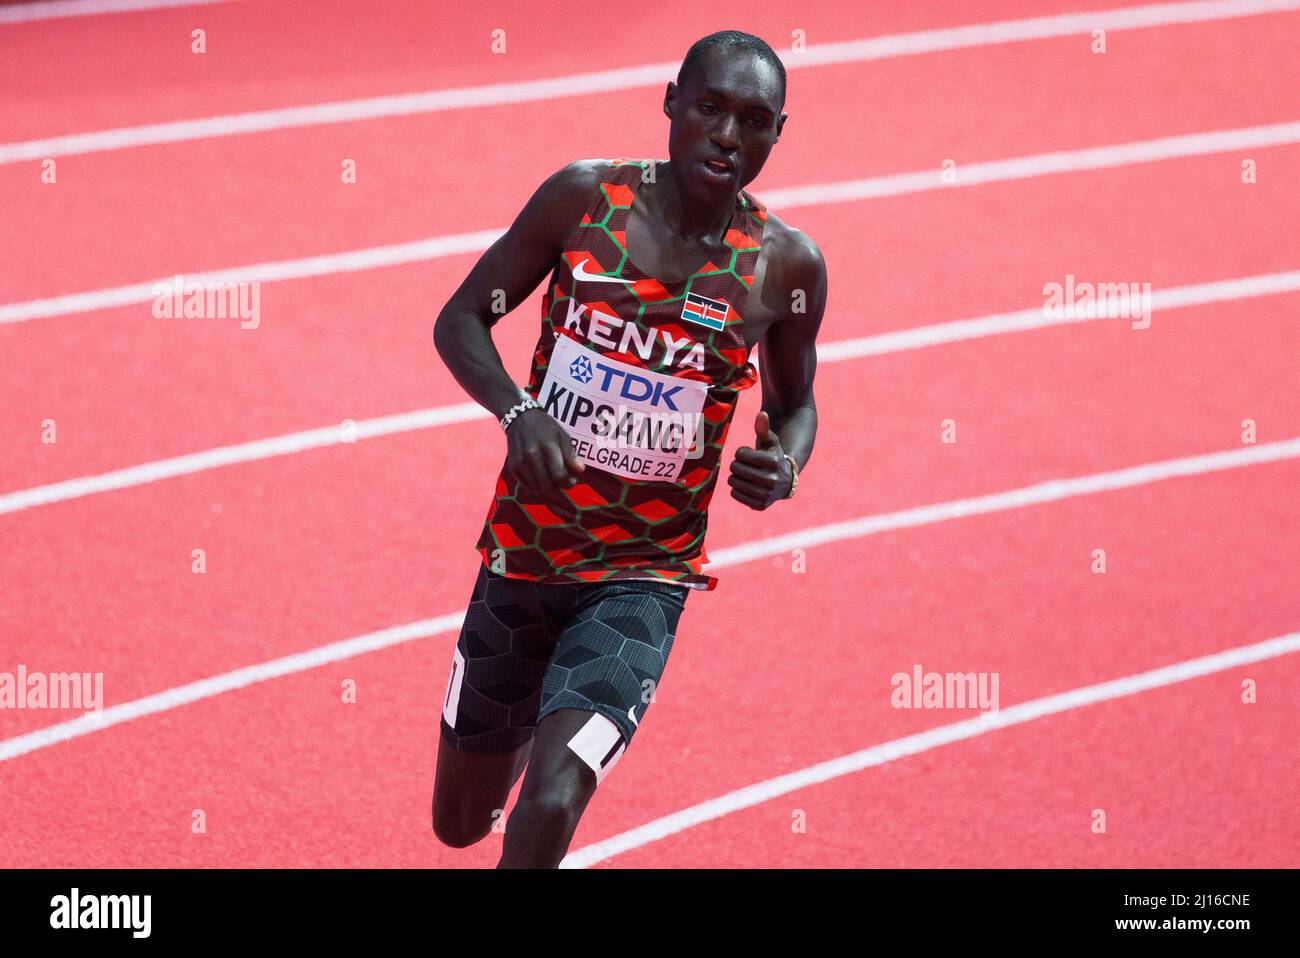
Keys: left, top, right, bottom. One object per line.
{"left": 431, "top": 30, "right": 826, "bottom": 868}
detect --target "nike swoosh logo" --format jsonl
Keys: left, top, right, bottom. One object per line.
{"left": 627, "top": 705, "right": 639, "bottom": 727}
{"left": 571, "top": 258, "right": 633, "bottom": 285}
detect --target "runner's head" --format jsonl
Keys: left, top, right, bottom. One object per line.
{"left": 664, "top": 30, "right": 787, "bottom": 197}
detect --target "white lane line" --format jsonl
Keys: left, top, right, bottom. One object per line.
{"left": 0, "top": 0, "right": 230, "bottom": 24}
{"left": 763, "top": 120, "right": 1300, "bottom": 208}
{"left": 3, "top": 436, "right": 1298, "bottom": 764}
{"left": 0, "top": 405, "right": 485, "bottom": 516}
{"left": 818, "top": 269, "right": 1300, "bottom": 361}
{"left": 0, "top": 614, "right": 465, "bottom": 763}
{"left": 561, "top": 631, "right": 1300, "bottom": 868}
{"left": 2, "top": 0, "right": 1297, "bottom": 162}
{"left": 5, "top": 119, "right": 1300, "bottom": 328}
{"left": 705, "top": 438, "right": 1300, "bottom": 570}
{"left": 0, "top": 230, "right": 504, "bottom": 325}
{"left": 4, "top": 267, "right": 1298, "bottom": 518}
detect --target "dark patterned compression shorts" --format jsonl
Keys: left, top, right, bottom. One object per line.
{"left": 439, "top": 562, "right": 690, "bottom": 757}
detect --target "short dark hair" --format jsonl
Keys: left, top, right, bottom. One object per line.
{"left": 676, "top": 31, "right": 786, "bottom": 108}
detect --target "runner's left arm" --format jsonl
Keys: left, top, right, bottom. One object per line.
{"left": 728, "top": 231, "right": 827, "bottom": 509}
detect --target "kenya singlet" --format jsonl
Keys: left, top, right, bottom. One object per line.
{"left": 475, "top": 158, "right": 767, "bottom": 591}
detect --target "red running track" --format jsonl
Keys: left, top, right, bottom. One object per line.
{"left": 1, "top": 0, "right": 1297, "bottom": 868}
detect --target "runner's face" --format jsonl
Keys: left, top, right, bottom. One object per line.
{"left": 666, "top": 50, "right": 786, "bottom": 197}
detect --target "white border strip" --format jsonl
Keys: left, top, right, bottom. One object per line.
{"left": 5, "top": 119, "right": 1300, "bottom": 328}
{"left": 4, "top": 267, "right": 1298, "bottom": 518}
{"left": 2, "top": 436, "right": 1297, "bottom": 764}
{"left": 561, "top": 631, "right": 1300, "bottom": 867}
{"left": 1, "top": 1, "right": 1297, "bottom": 162}
{"left": 0, "top": 0, "right": 229, "bottom": 25}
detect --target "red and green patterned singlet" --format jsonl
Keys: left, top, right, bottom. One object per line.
{"left": 475, "top": 158, "right": 768, "bottom": 591}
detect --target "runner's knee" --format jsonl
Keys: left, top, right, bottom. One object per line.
{"left": 432, "top": 803, "right": 494, "bottom": 849}
{"left": 509, "top": 789, "right": 582, "bottom": 835}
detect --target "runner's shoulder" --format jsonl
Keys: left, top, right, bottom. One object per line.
{"left": 527, "top": 159, "right": 624, "bottom": 236}
{"left": 754, "top": 209, "right": 827, "bottom": 298}
{"left": 537, "top": 158, "right": 623, "bottom": 207}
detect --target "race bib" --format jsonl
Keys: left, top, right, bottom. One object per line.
{"left": 538, "top": 335, "right": 708, "bottom": 483}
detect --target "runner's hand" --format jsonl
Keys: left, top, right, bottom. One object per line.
{"left": 506, "top": 408, "right": 585, "bottom": 494}
{"left": 728, "top": 410, "right": 792, "bottom": 510}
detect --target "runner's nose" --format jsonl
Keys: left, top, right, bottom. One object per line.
{"left": 711, "top": 113, "right": 740, "bottom": 151}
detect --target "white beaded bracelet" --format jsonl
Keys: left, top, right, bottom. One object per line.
{"left": 500, "top": 397, "right": 542, "bottom": 431}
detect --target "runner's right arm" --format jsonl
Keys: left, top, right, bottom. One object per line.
{"left": 433, "top": 160, "right": 605, "bottom": 493}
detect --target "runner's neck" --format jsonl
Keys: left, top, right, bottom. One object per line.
{"left": 650, "top": 160, "right": 737, "bottom": 244}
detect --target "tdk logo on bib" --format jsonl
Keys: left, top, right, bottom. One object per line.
{"left": 539, "top": 335, "right": 708, "bottom": 483}
{"left": 569, "top": 355, "right": 593, "bottom": 383}
{"left": 592, "top": 364, "right": 687, "bottom": 410}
